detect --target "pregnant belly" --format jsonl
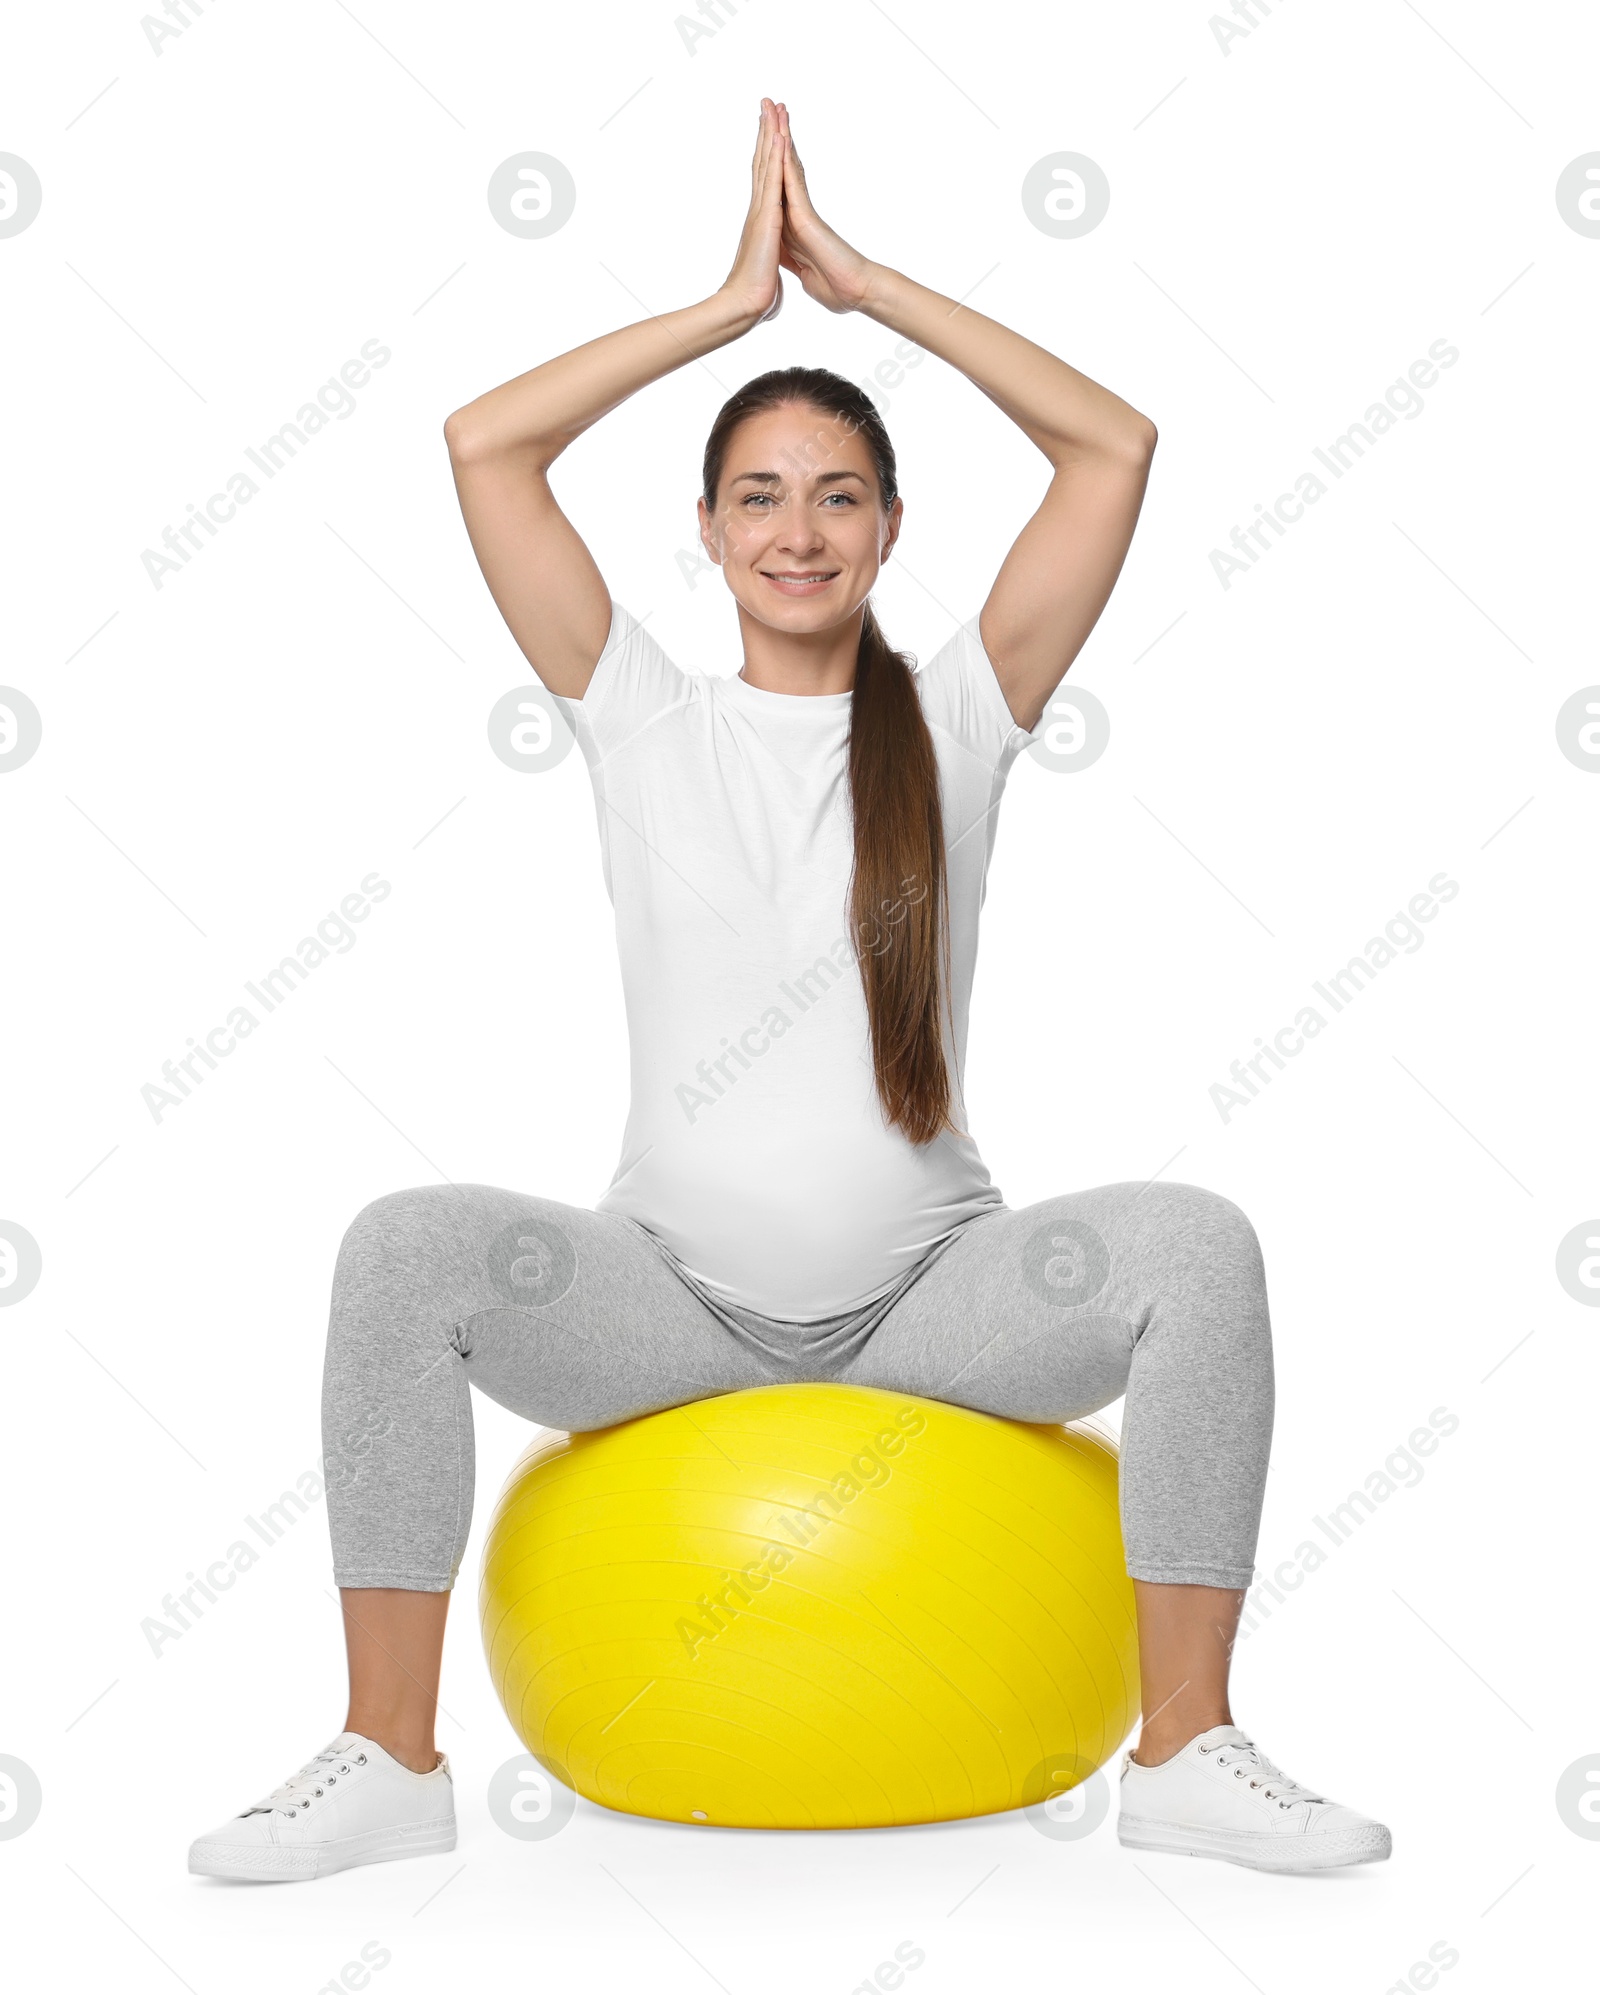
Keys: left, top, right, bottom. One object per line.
{"left": 600, "top": 1101, "right": 994, "bottom": 1320}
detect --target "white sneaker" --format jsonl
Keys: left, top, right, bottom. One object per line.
{"left": 1117, "top": 1724, "right": 1391, "bottom": 1873}
{"left": 188, "top": 1730, "right": 456, "bottom": 1882}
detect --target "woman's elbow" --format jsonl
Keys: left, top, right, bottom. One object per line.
{"left": 443, "top": 407, "right": 483, "bottom": 463}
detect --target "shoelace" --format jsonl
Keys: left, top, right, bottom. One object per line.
{"left": 1202, "top": 1737, "right": 1328, "bottom": 1811}
{"left": 246, "top": 1743, "right": 366, "bottom": 1819}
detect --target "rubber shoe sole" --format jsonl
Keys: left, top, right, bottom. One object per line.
{"left": 1118, "top": 1813, "right": 1392, "bottom": 1873}
{"left": 189, "top": 1817, "right": 456, "bottom": 1882}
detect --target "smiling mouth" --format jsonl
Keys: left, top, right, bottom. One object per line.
{"left": 759, "top": 569, "right": 841, "bottom": 589}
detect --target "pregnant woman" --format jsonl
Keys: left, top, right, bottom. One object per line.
{"left": 190, "top": 100, "right": 1389, "bottom": 1881}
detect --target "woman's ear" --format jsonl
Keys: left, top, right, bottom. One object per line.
{"left": 696, "top": 495, "right": 723, "bottom": 567}
{"left": 879, "top": 493, "right": 905, "bottom": 564}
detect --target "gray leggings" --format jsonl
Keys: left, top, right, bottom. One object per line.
{"left": 321, "top": 1181, "right": 1274, "bottom": 1594}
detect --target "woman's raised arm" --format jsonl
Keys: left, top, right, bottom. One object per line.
{"left": 444, "top": 102, "right": 789, "bottom": 698}
{"left": 774, "top": 105, "right": 1157, "bottom": 736}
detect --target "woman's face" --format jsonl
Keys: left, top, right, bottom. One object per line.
{"left": 698, "top": 402, "right": 903, "bottom": 632}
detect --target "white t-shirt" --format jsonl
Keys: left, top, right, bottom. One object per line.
{"left": 566, "top": 601, "right": 1034, "bottom": 1322}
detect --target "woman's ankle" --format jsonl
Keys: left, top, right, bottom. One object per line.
{"left": 342, "top": 1714, "right": 438, "bottom": 1774}
{"left": 1129, "top": 1710, "right": 1232, "bottom": 1767}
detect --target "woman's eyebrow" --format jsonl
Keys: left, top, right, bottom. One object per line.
{"left": 728, "top": 469, "right": 870, "bottom": 487}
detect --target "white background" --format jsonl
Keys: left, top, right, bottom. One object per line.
{"left": 3, "top": 0, "right": 1596, "bottom": 1988}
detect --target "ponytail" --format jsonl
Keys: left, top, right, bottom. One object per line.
{"left": 846, "top": 600, "right": 960, "bottom": 1144}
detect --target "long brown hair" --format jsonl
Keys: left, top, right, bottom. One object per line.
{"left": 702, "top": 366, "right": 959, "bottom": 1147}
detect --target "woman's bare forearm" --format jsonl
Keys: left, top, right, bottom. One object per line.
{"left": 444, "top": 288, "right": 759, "bottom": 467}
{"left": 857, "top": 263, "right": 1156, "bottom": 466}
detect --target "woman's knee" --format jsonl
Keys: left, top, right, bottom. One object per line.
{"left": 1117, "top": 1185, "right": 1274, "bottom": 1473}
{"left": 1112, "top": 1183, "right": 1271, "bottom": 1352}
{"left": 339, "top": 1183, "right": 441, "bottom": 1243}
{"left": 1136, "top": 1181, "right": 1262, "bottom": 1274}
{"left": 333, "top": 1185, "right": 456, "bottom": 1292}
{"left": 323, "top": 1190, "right": 467, "bottom": 1475}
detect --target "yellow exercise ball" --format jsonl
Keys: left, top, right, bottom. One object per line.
{"left": 479, "top": 1381, "right": 1139, "bottom": 1829}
